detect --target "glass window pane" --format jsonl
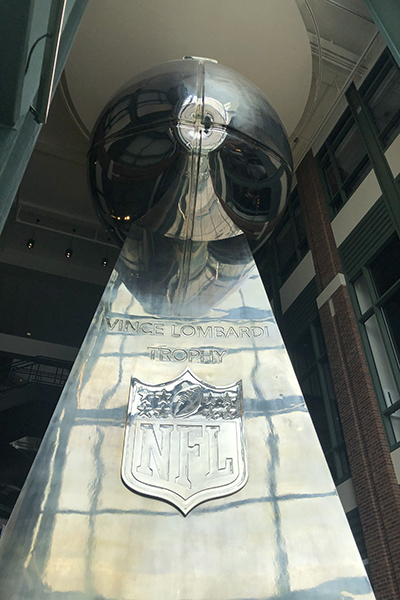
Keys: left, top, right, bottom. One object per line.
{"left": 261, "top": 266, "right": 273, "bottom": 298}
{"left": 383, "top": 287, "right": 400, "bottom": 365}
{"left": 326, "top": 451, "right": 340, "bottom": 483}
{"left": 346, "top": 508, "right": 368, "bottom": 561}
{"left": 330, "top": 396, "right": 345, "bottom": 443}
{"left": 292, "top": 329, "right": 315, "bottom": 376}
{"left": 339, "top": 446, "right": 350, "bottom": 479}
{"left": 303, "top": 379, "right": 331, "bottom": 454}
{"left": 369, "top": 236, "right": 400, "bottom": 297}
{"left": 307, "top": 370, "right": 321, "bottom": 396}
{"left": 293, "top": 204, "right": 307, "bottom": 245}
{"left": 381, "top": 118, "right": 400, "bottom": 149}
{"left": 314, "top": 320, "right": 327, "bottom": 357}
{"left": 325, "top": 447, "right": 350, "bottom": 483}
{"left": 389, "top": 408, "right": 400, "bottom": 443}
{"left": 368, "top": 64, "right": 400, "bottom": 137}
{"left": 276, "top": 219, "right": 296, "bottom": 270}
{"left": 297, "top": 238, "right": 308, "bottom": 259}
{"left": 334, "top": 123, "right": 368, "bottom": 184}
{"left": 354, "top": 274, "right": 373, "bottom": 314}
{"left": 322, "top": 361, "right": 345, "bottom": 443}
{"left": 332, "top": 194, "right": 344, "bottom": 215}
{"left": 365, "top": 314, "right": 399, "bottom": 407}
{"left": 322, "top": 362, "right": 335, "bottom": 400}
{"left": 324, "top": 159, "right": 339, "bottom": 197}
{"left": 343, "top": 158, "right": 370, "bottom": 198}
{"left": 280, "top": 260, "right": 298, "bottom": 283}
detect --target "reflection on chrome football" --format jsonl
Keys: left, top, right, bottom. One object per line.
{"left": 88, "top": 57, "right": 293, "bottom": 248}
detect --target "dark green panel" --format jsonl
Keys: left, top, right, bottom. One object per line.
{"left": 363, "top": 0, "right": 400, "bottom": 69}
{"left": 0, "top": 0, "right": 89, "bottom": 238}
{"left": 281, "top": 278, "right": 318, "bottom": 346}
{"left": 339, "top": 197, "right": 394, "bottom": 279}
{"left": 0, "top": 2, "right": 34, "bottom": 126}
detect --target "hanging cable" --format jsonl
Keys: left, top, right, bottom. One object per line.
{"left": 25, "top": 33, "right": 52, "bottom": 75}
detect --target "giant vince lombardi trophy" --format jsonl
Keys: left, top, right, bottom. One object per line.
{"left": 0, "top": 57, "right": 375, "bottom": 600}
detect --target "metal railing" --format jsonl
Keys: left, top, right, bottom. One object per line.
{"left": 0, "top": 356, "right": 72, "bottom": 391}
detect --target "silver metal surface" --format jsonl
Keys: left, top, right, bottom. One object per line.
{"left": 122, "top": 369, "right": 247, "bottom": 514}
{"left": 0, "top": 227, "right": 374, "bottom": 599}
{"left": 88, "top": 58, "right": 293, "bottom": 248}
{"left": 0, "top": 58, "right": 374, "bottom": 599}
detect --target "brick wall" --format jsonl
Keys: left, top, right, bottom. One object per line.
{"left": 297, "top": 150, "right": 400, "bottom": 599}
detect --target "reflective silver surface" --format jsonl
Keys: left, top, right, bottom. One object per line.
{"left": 122, "top": 368, "right": 247, "bottom": 515}
{"left": 88, "top": 57, "right": 292, "bottom": 248}
{"left": 0, "top": 59, "right": 374, "bottom": 599}
{"left": 0, "top": 226, "right": 374, "bottom": 599}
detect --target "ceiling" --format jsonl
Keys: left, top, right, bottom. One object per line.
{"left": 0, "top": 0, "right": 386, "bottom": 283}
{"left": 64, "top": 0, "right": 312, "bottom": 136}
{"left": 292, "top": 0, "right": 382, "bottom": 162}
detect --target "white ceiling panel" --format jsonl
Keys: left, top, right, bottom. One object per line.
{"left": 65, "top": 0, "right": 312, "bottom": 135}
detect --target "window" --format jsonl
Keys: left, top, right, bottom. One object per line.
{"left": 274, "top": 188, "right": 308, "bottom": 284}
{"left": 364, "top": 50, "right": 400, "bottom": 149}
{"left": 319, "top": 112, "right": 370, "bottom": 216}
{"left": 318, "top": 49, "right": 400, "bottom": 217}
{"left": 333, "top": 122, "right": 370, "bottom": 198}
{"left": 290, "top": 319, "right": 350, "bottom": 483}
{"left": 351, "top": 235, "right": 400, "bottom": 448}
{"left": 346, "top": 508, "right": 370, "bottom": 579}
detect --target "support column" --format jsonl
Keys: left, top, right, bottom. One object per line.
{"left": 297, "top": 149, "right": 400, "bottom": 599}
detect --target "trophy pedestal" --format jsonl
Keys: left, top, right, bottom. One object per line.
{"left": 0, "top": 230, "right": 374, "bottom": 599}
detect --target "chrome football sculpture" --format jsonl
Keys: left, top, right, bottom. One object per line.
{"left": 88, "top": 57, "right": 292, "bottom": 247}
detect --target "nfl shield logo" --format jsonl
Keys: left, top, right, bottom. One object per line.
{"left": 121, "top": 369, "right": 248, "bottom": 514}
